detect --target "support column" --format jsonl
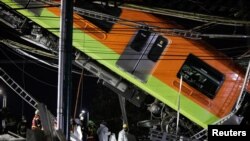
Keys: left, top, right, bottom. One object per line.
{"left": 57, "top": 0, "right": 73, "bottom": 140}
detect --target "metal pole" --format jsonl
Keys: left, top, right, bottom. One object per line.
{"left": 57, "top": 0, "right": 73, "bottom": 140}
{"left": 235, "top": 60, "right": 250, "bottom": 110}
{"left": 176, "top": 75, "right": 182, "bottom": 136}
{"left": 3, "top": 95, "right": 6, "bottom": 108}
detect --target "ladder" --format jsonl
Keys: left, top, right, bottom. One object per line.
{"left": 149, "top": 128, "right": 196, "bottom": 141}
{"left": 191, "top": 128, "right": 207, "bottom": 140}
{"left": 0, "top": 68, "right": 65, "bottom": 140}
{"left": 0, "top": 67, "right": 38, "bottom": 109}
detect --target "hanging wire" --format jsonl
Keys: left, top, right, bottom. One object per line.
{"left": 0, "top": 47, "right": 57, "bottom": 87}
{"left": 21, "top": 55, "right": 26, "bottom": 118}
{"left": 73, "top": 69, "right": 84, "bottom": 119}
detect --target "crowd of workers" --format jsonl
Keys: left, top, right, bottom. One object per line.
{"left": 94, "top": 121, "right": 129, "bottom": 141}
{"left": 70, "top": 111, "right": 130, "bottom": 141}
{"left": 0, "top": 108, "right": 131, "bottom": 141}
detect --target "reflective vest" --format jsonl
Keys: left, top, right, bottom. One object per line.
{"left": 32, "top": 115, "right": 42, "bottom": 130}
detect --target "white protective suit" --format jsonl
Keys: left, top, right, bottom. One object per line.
{"left": 97, "top": 123, "right": 111, "bottom": 141}
{"left": 70, "top": 125, "right": 83, "bottom": 141}
{"left": 118, "top": 129, "right": 128, "bottom": 141}
{"left": 109, "top": 133, "right": 117, "bottom": 141}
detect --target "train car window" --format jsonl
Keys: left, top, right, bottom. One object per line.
{"left": 130, "top": 30, "right": 152, "bottom": 52}
{"left": 177, "top": 54, "right": 224, "bottom": 99}
{"left": 147, "top": 35, "right": 168, "bottom": 62}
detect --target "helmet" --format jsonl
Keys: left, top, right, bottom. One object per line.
{"left": 122, "top": 124, "right": 128, "bottom": 128}
{"left": 35, "top": 110, "right": 39, "bottom": 115}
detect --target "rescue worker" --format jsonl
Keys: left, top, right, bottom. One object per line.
{"left": 96, "top": 121, "right": 111, "bottom": 141}
{"left": 118, "top": 124, "right": 128, "bottom": 141}
{"left": 71, "top": 118, "right": 83, "bottom": 141}
{"left": 109, "top": 133, "right": 117, "bottom": 141}
{"left": 79, "top": 110, "right": 88, "bottom": 141}
{"left": 31, "top": 110, "right": 42, "bottom": 130}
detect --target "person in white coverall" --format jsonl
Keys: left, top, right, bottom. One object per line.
{"left": 109, "top": 133, "right": 117, "bottom": 141}
{"left": 71, "top": 118, "right": 83, "bottom": 141}
{"left": 118, "top": 124, "right": 128, "bottom": 141}
{"left": 97, "top": 121, "right": 111, "bottom": 141}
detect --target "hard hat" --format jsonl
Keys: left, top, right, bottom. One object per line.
{"left": 81, "top": 110, "right": 86, "bottom": 114}
{"left": 35, "top": 110, "right": 39, "bottom": 115}
{"left": 122, "top": 124, "right": 128, "bottom": 128}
